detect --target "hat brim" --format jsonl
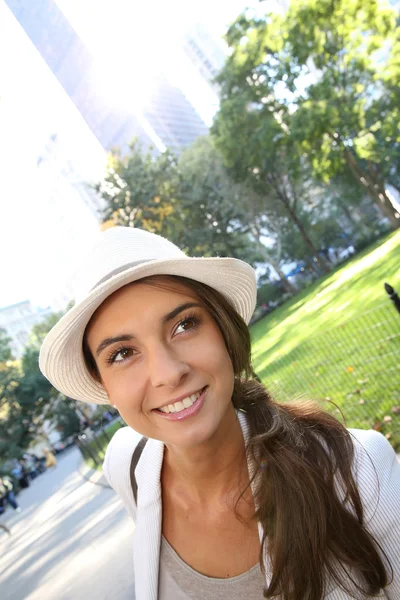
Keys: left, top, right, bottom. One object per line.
{"left": 39, "top": 256, "right": 257, "bottom": 405}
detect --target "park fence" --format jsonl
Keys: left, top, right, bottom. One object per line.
{"left": 76, "top": 418, "right": 126, "bottom": 468}
{"left": 260, "top": 284, "right": 400, "bottom": 444}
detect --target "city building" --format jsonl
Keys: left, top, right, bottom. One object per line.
{"left": 36, "top": 131, "right": 106, "bottom": 220}
{"left": 181, "top": 23, "right": 227, "bottom": 95}
{"left": 33, "top": 131, "right": 103, "bottom": 311}
{"left": 0, "top": 301, "right": 52, "bottom": 358}
{"left": 5, "top": 0, "right": 209, "bottom": 154}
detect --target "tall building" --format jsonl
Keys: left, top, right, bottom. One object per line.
{"left": 182, "top": 23, "right": 227, "bottom": 95}
{"left": 5, "top": 0, "right": 208, "bottom": 154}
{"left": 36, "top": 131, "right": 105, "bottom": 219}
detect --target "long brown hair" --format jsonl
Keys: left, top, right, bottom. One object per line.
{"left": 83, "top": 274, "right": 391, "bottom": 599}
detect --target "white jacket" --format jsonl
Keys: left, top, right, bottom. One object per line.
{"left": 103, "top": 413, "right": 400, "bottom": 600}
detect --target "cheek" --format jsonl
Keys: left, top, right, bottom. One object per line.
{"left": 203, "top": 331, "right": 234, "bottom": 386}
{"left": 102, "top": 371, "right": 144, "bottom": 412}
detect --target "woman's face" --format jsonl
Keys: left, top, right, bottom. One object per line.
{"left": 86, "top": 281, "right": 235, "bottom": 447}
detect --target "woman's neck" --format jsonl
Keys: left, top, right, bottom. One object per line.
{"left": 162, "top": 407, "right": 248, "bottom": 507}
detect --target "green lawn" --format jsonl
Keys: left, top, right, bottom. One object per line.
{"left": 251, "top": 230, "right": 400, "bottom": 447}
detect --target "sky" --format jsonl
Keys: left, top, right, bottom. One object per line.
{"left": 0, "top": 0, "right": 268, "bottom": 311}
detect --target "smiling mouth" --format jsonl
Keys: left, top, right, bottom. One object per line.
{"left": 154, "top": 387, "right": 206, "bottom": 415}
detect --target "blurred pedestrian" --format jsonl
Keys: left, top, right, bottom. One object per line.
{"left": 0, "top": 476, "right": 21, "bottom": 514}
{"left": 44, "top": 448, "right": 57, "bottom": 468}
{"left": 17, "top": 459, "right": 30, "bottom": 488}
{"left": 30, "top": 453, "right": 46, "bottom": 474}
{"left": 23, "top": 453, "right": 39, "bottom": 480}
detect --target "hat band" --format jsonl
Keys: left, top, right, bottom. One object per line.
{"left": 91, "top": 259, "right": 154, "bottom": 290}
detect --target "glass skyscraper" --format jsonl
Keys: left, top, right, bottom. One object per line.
{"left": 5, "top": 0, "right": 208, "bottom": 153}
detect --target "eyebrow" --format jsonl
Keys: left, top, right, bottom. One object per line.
{"left": 95, "top": 302, "right": 202, "bottom": 357}
{"left": 95, "top": 334, "right": 134, "bottom": 357}
{"left": 162, "top": 302, "right": 202, "bottom": 324}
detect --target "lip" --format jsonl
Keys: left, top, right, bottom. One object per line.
{"left": 154, "top": 387, "right": 207, "bottom": 421}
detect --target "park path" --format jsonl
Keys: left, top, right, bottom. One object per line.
{"left": 0, "top": 447, "right": 135, "bottom": 600}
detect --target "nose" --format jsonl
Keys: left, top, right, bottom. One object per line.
{"left": 147, "top": 342, "right": 190, "bottom": 389}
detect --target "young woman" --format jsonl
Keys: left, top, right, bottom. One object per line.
{"left": 40, "top": 226, "right": 400, "bottom": 600}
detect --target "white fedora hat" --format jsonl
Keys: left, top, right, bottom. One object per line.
{"left": 39, "top": 227, "right": 257, "bottom": 405}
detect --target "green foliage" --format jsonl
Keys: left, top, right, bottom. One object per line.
{"left": 96, "top": 139, "right": 183, "bottom": 241}
{"left": 177, "top": 136, "right": 263, "bottom": 263}
{"left": 0, "top": 329, "right": 13, "bottom": 363}
{"left": 214, "top": 0, "right": 400, "bottom": 230}
{"left": 52, "top": 398, "right": 81, "bottom": 439}
{"left": 0, "top": 308, "right": 73, "bottom": 460}
{"left": 257, "top": 281, "right": 284, "bottom": 306}
{"left": 212, "top": 56, "right": 332, "bottom": 271}
{"left": 96, "top": 135, "right": 264, "bottom": 267}
{"left": 0, "top": 330, "right": 21, "bottom": 459}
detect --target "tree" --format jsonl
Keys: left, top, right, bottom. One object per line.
{"left": 323, "top": 171, "right": 389, "bottom": 246}
{"left": 95, "top": 139, "right": 184, "bottom": 242}
{"left": 217, "top": 0, "right": 400, "bottom": 229}
{"left": 179, "top": 137, "right": 299, "bottom": 292}
{"left": 178, "top": 137, "right": 259, "bottom": 258}
{"left": 96, "top": 135, "right": 298, "bottom": 291}
{"left": 181, "top": 137, "right": 301, "bottom": 292}
{"left": 52, "top": 399, "right": 81, "bottom": 439}
{"left": 0, "top": 310, "right": 80, "bottom": 461}
{"left": 212, "top": 93, "right": 331, "bottom": 272}
{"left": 0, "top": 329, "right": 13, "bottom": 363}
{"left": 288, "top": 0, "right": 400, "bottom": 227}
{"left": 0, "top": 329, "right": 23, "bottom": 459}
{"left": 23, "top": 310, "right": 82, "bottom": 442}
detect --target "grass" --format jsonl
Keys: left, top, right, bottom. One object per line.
{"left": 251, "top": 230, "right": 400, "bottom": 448}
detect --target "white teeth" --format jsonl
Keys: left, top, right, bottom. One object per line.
{"left": 159, "top": 389, "right": 203, "bottom": 414}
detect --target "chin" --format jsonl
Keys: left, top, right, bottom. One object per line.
{"left": 166, "top": 413, "right": 226, "bottom": 449}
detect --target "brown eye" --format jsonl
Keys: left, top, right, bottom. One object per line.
{"left": 175, "top": 316, "right": 201, "bottom": 335}
{"left": 108, "top": 347, "right": 134, "bottom": 364}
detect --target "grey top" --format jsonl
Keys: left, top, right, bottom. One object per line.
{"left": 158, "top": 536, "right": 266, "bottom": 599}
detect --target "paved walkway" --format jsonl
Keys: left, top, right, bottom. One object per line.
{"left": 0, "top": 447, "right": 135, "bottom": 600}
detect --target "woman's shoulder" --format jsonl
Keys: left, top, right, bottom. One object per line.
{"left": 348, "top": 427, "right": 396, "bottom": 467}
{"left": 347, "top": 428, "right": 400, "bottom": 522}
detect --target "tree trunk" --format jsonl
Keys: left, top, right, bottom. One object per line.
{"left": 260, "top": 248, "right": 298, "bottom": 294}
{"left": 251, "top": 226, "right": 298, "bottom": 294}
{"left": 344, "top": 149, "right": 400, "bottom": 230}
{"left": 278, "top": 196, "right": 331, "bottom": 273}
{"left": 336, "top": 198, "right": 372, "bottom": 239}
{"left": 266, "top": 174, "right": 331, "bottom": 273}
